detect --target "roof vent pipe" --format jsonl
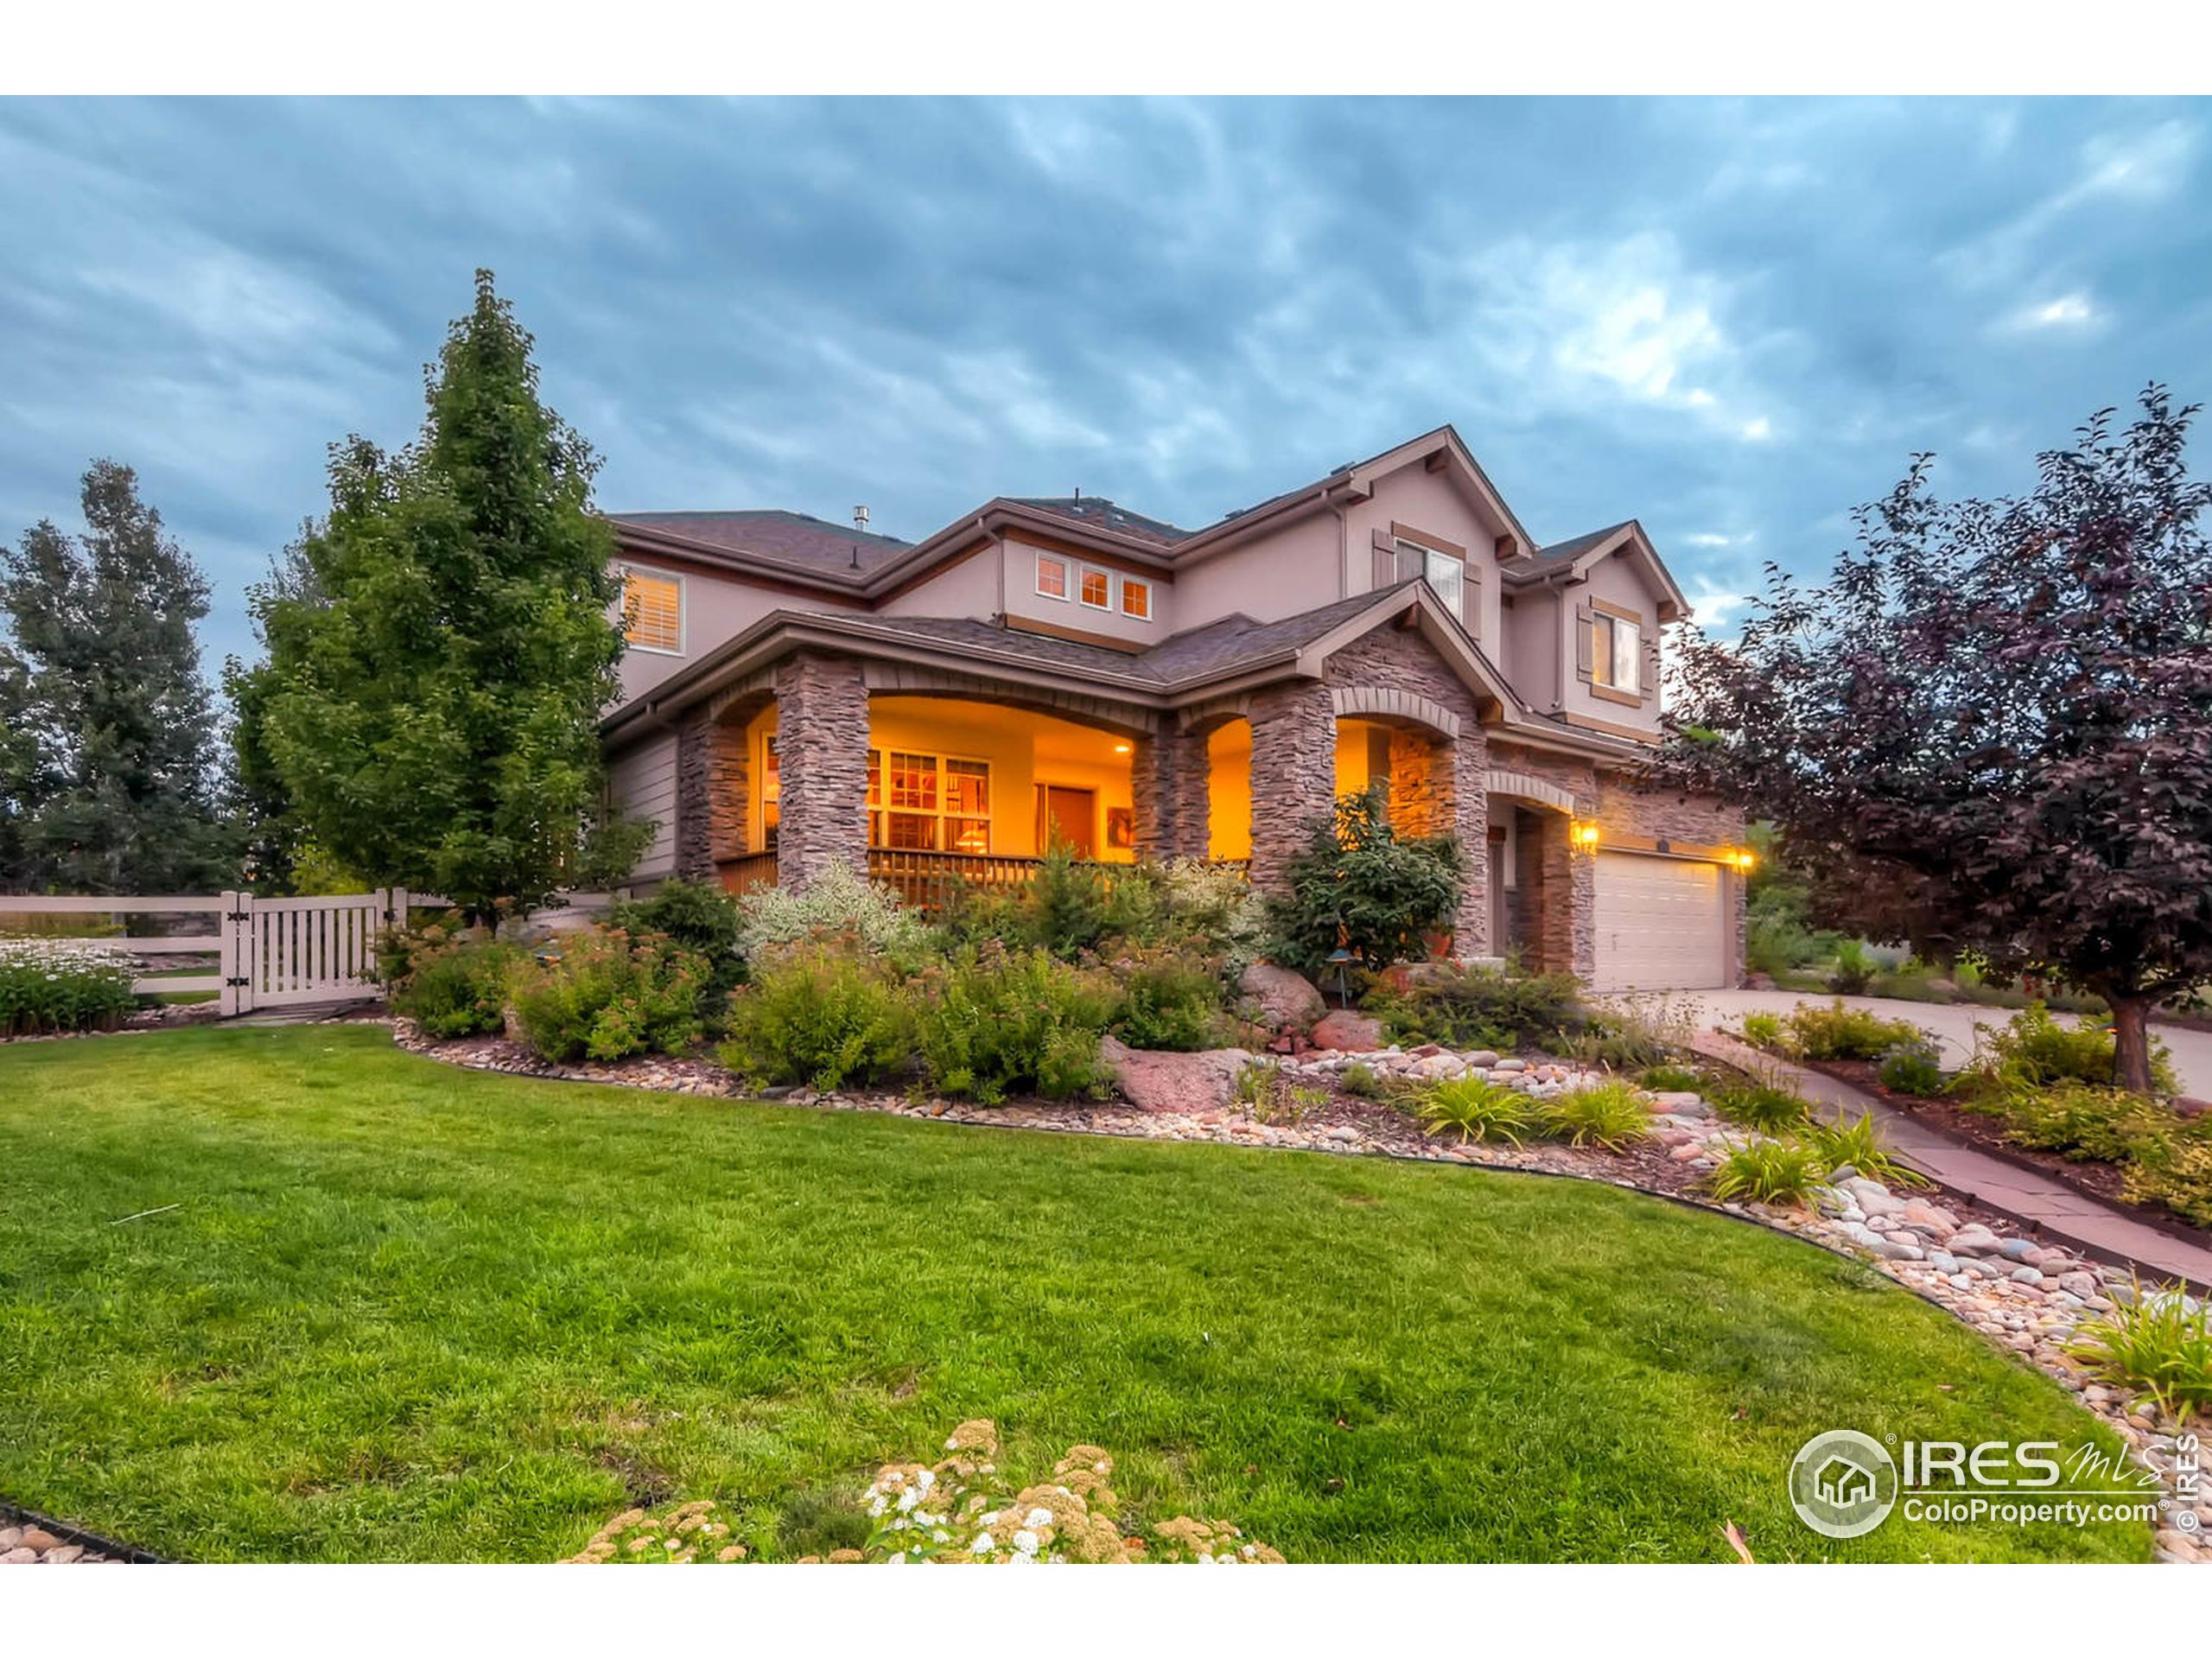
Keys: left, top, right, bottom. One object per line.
{"left": 853, "top": 505, "right": 870, "bottom": 532}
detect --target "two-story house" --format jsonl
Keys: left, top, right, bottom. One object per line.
{"left": 597, "top": 425, "right": 1746, "bottom": 990}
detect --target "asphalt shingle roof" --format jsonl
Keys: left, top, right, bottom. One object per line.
{"left": 608, "top": 509, "right": 912, "bottom": 577}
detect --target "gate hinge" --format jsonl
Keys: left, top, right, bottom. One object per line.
{"left": 226, "top": 909, "right": 251, "bottom": 922}
{"left": 225, "top": 976, "right": 251, "bottom": 988}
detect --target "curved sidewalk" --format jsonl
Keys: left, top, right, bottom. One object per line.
{"left": 1689, "top": 1031, "right": 2212, "bottom": 1292}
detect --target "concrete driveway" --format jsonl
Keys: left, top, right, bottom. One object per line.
{"left": 1610, "top": 987, "right": 2212, "bottom": 1100}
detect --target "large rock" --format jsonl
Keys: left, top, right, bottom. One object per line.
{"left": 1238, "top": 963, "right": 1326, "bottom": 1034}
{"left": 1311, "top": 1008, "right": 1384, "bottom": 1052}
{"left": 1103, "top": 1037, "right": 1254, "bottom": 1115}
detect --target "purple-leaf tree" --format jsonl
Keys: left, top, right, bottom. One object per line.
{"left": 1662, "top": 387, "right": 2212, "bottom": 1095}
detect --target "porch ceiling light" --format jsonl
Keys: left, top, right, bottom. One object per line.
{"left": 1113, "top": 742, "right": 1131, "bottom": 754}
{"left": 1569, "top": 820, "right": 1601, "bottom": 853}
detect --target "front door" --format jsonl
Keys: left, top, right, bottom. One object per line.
{"left": 1043, "top": 785, "right": 1096, "bottom": 856}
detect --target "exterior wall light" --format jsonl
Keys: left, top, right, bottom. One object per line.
{"left": 1569, "top": 820, "right": 1600, "bottom": 853}
{"left": 1732, "top": 848, "right": 1758, "bottom": 872}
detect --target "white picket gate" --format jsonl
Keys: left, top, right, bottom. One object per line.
{"left": 1, "top": 887, "right": 440, "bottom": 1016}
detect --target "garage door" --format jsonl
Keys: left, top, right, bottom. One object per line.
{"left": 1593, "top": 852, "right": 1727, "bottom": 991}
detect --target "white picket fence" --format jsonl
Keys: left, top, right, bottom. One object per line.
{"left": 0, "top": 889, "right": 441, "bottom": 1016}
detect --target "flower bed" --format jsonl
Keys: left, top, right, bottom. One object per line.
{"left": 0, "top": 938, "right": 138, "bottom": 1037}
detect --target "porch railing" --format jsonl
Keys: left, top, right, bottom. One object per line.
{"left": 715, "top": 849, "right": 1249, "bottom": 913}
{"left": 867, "top": 849, "right": 1063, "bottom": 914}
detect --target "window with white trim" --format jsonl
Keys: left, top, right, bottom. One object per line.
{"left": 1398, "top": 540, "right": 1465, "bottom": 622}
{"left": 1035, "top": 554, "right": 1070, "bottom": 601}
{"left": 1120, "top": 576, "right": 1152, "bottom": 620}
{"left": 1592, "top": 613, "right": 1642, "bottom": 692}
{"left": 867, "top": 748, "right": 992, "bottom": 854}
{"left": 620, "top": 569, "right": 683, "bottom": 653}
{"left": 1077, "top": 566, "right": 1111, "bottom": 609}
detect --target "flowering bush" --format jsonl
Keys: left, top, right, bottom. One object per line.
{"left": 718, "top": 943, "right": 912, "bottom": 1091}
{"left": 512, "top": 928, "right": 709, "bottom": 1062}
{"left": 912, "top": 944, "right": 1117, "bottom": 1104}
{"left": 736, "top": 861, "right": 932, "bottom": 967}
{"left": 384, "top": 925, "right": 524, "bottom": 1039}
{"left": 567, "top": 1420, "right": 1284, "bottom": 1564}
{"left": 0, "top": 937, "right": 137, "bottom": 1035}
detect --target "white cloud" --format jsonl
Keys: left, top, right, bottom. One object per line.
{"left": 1738, "top": 416, "right": 1773, "bottom": 442}
{"left": 2006, "top": 291, "right": 2101, "bottom": 332}
{"left": 1943, "top": 119, "right": 2199, "bottom": 289}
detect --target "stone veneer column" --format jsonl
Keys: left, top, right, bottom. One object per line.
{"left": 706, "top": 715, "right": 751, "bottom": 865}
{"left": 1131, "top": 728, "right": 1206, "bottom": 863}
{"left": 1538, "top": 816, "right": 1597, "bottom": 982}
{"left": 673, "top": 709, "right": 713, "bottom": 880}
{"left": 772, "top": 652, "right": 869, "bottom": 888}
{"left": 1245, "top": 683, "right": 1337, "bottom": 895}
{"left": 1446, "top": 727, "right": 1490, "bottom": 957}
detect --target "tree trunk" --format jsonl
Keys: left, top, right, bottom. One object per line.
{"left": 2107, "top": 993, "right": 2157, "bottom": 1096}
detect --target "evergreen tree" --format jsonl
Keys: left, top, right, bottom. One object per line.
{"left": 249, "top": 270, "right": 644, "bottom": 921}
{"left": 0, "top": 461, "right": 236, "bottom": 893}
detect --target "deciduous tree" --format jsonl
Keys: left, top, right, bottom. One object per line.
{"left": 1665, "top": 388, "right": 2212, "bottom": 1093}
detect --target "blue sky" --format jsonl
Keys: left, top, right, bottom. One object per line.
{"left": 2, "top": 96, "right": 2206, "bottom": 669}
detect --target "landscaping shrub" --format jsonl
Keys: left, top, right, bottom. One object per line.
{"left": 1103, "top": 941, "right": 1229, "bottom": 1052}
{"left": 2064, "top": 1285, "right": 2212, "bottom": 1421}
{"left": 912, "top": 944, "right": 1117, "bottom": 1104}
{"left": 735, "top": 860, "right": 933, "bottom": 966}
{"left": 1561, "top": 997, "right": 1688, "bottom": 1072}
{"left": 1973, "top": 1003, "right": 2177, "bottom": 1094}
{"left": 1338, "top": 1061, "right": 1384, "bottom": 1098}
{"left": 1416, "top": 1076, "right": 1538, "bottom": 1147}
{"left": 0, "top": 937, "right": 137, "bottom": 1035}
{"left": 1867, "top": 969, "right": 1946, "bottom": 1003}
{"left": 2125, "top": 1133, "right": 2212, "bottom": 1229}
{"left": 1368, "top": 964, "right": 1579, "bottom": 1052}
{"left": 719, "top": 944, "right": 912, "bottom": 1092}
{"left": 385, "top": 928, "right": 524, "bottom": 1039}
{"left": 1738, "top": 1011, "right": 1785, "bottom": 1052}
{"left": 1876, "top": 1037, "right": 1947, "bottom": 1096}
{"left": 1709, "top": 1140, "right": 1829, "bottom": 1208}
{"left": 1537, "top": 1079, "right": 1651, "bottom": 1150}
{"left": 1157, "top": 858, "right": 1271, "bottom": 980}
{"left": 612, "top": 878, "right": 744, "bottom": 1001}
{"left": 1998, "top": 1079, "right": 2177, "bottom": 1167}
{"left": 1804, "top": 1111, "right": 1929, "bottom": 1191}
{"left": 1783, "top": 1001, "right": 1929, "bottom": 1062}
{"left": 1711, "top": 1078, "right": 1812, "bottom": 1134}
{"left": 512, "top": 928, "right": 709, "bottom": 1063}
{"left": 1639, "top": 1063, "right": 1704, "bottom": 1093}
{"left": 1269, "top": 785, "right": 1460, "bottom": 981}
{"left": 1828, "top": 938, "right": 1874, "bottom": 996}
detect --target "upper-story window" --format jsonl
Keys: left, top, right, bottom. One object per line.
{"left": 621, "top": 569, "right": 683, "bottom": 654}
{"left": 1592, "top": 611, "right": 1642, "bottom": 693}
{"left": 1399, "top": 540, "right": 1465, "bottom": 623}
{"left": 1120, "top": 576, "right": 1152, "bottom": 620}
{"left": 1036, "top": 554, "right": 1070, "bottom": 600}
{"left": 1078, "top": 567, "right": 1111, "bottom": 609}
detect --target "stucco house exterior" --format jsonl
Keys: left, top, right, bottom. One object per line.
{"left": 598, "top": 426, "right": 1747, "bottom": 990}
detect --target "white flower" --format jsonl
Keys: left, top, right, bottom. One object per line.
{"left": 868, "top": 1494, "right": 888, "bottom": 1516}
{"left": 898, "top": 1486, "right": 919, "bottom": 1512}
{"left": 1025, "top": 1507, "right": 1053, "bottom": 1529}
{"left": 1013, "top": 1529, "right": 1040, "bottom": 1554}
{"left": 932, "top": 1529, "right": 950, "bottom": 1543}
{"left": 970, "top": 1532, "right": 995, "bottom": 1554}
{"left": 916, "top": 1469, "right": 934, "bottom": 1491}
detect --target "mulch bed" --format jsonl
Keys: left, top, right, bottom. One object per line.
{"left": 1804, "top": 1056, "right": 2212, "bottom": 1249}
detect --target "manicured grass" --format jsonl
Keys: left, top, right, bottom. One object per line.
{"left": 0, "top": 1026, "right": 2148, "bottom": 1563}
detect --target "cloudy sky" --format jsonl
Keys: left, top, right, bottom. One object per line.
{"left": 2, "top": 96, "right": 2206, "bottom": 668}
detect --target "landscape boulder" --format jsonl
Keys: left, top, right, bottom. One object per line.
{"left": 1310, "top": 1008, "right": 1384, "bottom": 1052}
{"left": 1238, "top": 963, "right": 1326, "bottom": 1034}
{"left": 1102, "top": 1036, "right": 1254, "bottom": 1115}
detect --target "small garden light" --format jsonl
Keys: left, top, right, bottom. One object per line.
{"left": 1325, "top": 946, "right": 1355, "bottom": 1006}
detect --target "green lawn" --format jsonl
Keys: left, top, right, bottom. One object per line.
{"left": 0, "top": 1026, "right": 2149, "bottom": 1563}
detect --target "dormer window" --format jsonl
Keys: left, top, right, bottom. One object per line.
{"left": 1121, "top": 576, "right": 1152, "bottom": 620}
{"left": 1036, "top": 554, "right": 1070, "bottom": 601}
{"left": 1078, "top": 567, "right": 1111, "bottom": 609}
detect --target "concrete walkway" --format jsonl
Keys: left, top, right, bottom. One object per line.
{"left": 1680, "top": 988, "right": 2212, "bottom": 1099}
{"left": 1689, "top": 1030, "right": 2212, "bottom": 1290}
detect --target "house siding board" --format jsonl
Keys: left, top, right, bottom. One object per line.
{"left": 1558, "top": 554, "right": 1663, "bottom": 736}
{"left": 608, "top": 734, "right": 679, "bottom": 878}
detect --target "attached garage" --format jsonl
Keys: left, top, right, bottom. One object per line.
{"left": 1592, "top": 851, "right": 1731, "bottom": 991}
